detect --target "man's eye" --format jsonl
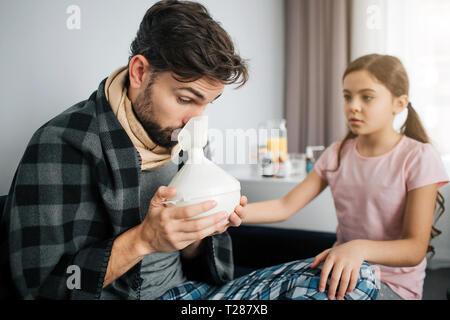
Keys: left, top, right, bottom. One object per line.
{"left": 178, "top": 97, "right": 192, "bottom": 104}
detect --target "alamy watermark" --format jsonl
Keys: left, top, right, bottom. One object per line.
{"left": 66, "top": 265, "right": 81, "bottom": 290}
{"left": 170, "top": 125, "right": 283, "bottom": 166}
{"left": 366, "top": 4, "right": 382, "bottom": 30}
{"left": 66, "top": 5, "right": 81, "bottom": 30}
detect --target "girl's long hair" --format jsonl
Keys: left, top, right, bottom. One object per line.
{"left": 335, "top": 54, "right": 445, "bottom": 255}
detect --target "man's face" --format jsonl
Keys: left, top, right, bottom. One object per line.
{"left": 132, "top": 72, "right": 224, "bottom": 148}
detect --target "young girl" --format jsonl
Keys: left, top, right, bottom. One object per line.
{"left": 235, "top": 54, "right": 449, "bottom": 300}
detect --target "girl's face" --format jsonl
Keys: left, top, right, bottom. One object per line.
{"left": 343, "top": 70, "right": 406, "bottom": 137}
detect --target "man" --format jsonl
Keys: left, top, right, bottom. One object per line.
{"left": 0, "top": 1, "right": 378, "bottom": 300}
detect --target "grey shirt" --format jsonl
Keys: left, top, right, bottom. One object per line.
{"left": 100, "top": 157, "right": 187, "bottom": 300}
{"left": 137, "top": 160, "right": 187, "bottom": 300}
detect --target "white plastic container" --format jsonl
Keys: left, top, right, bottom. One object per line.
{"left": 165, "top": 116, "right": 241, "bottom": 220}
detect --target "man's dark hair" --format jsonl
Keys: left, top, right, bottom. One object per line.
{"left": 127, "top": 0, "right": 248, "bottom": 87}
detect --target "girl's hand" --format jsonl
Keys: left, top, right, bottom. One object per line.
{"left": 310, "top": 240, "right": 365, "bottom": 300}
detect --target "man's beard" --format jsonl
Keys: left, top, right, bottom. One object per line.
{"left": 132, "top": 82, "right": 180, "bottom": 149}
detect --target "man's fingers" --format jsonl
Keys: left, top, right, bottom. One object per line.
{"left": 233, "top": 205, "right": 244, "bottom": 218}
{"left": 180, "top": 211, "right": 228, "bottom": 232}
{"left": 240, "top": 195, "right": 248, "bottom": 206}
{"left": 171, "top": 200, "right": 218, "bottom": 220}
{"left": 228, "top": 211, "right": 242, "bottom": 227}
{"left": 182, "top": 220, "right": 228, "bottom": 241}
{"left": 151, "top": 186, "right": 177, "bottom": 207}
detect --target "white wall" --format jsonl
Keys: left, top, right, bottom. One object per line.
{"left": 0, "top": 0, "right": 285, "bottom": 194}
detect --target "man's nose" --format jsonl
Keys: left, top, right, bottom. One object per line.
{"left": 182, "top": 107, "right": 206, "bottom": 125}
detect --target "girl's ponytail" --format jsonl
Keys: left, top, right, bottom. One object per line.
{"left": 401, "top": 103, "right": 430, "bottom": 144}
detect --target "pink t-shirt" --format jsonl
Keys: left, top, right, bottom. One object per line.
{"left": 314, "top": 136, "right": 449, "bottom": 300}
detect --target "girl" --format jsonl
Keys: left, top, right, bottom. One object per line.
{"left": 235, "top": 54, "right": 449, "bottom": 300}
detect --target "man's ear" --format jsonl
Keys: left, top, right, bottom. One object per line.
{"left": 128, "top": 55, "right": 151, "bottom": 89}
{"left": 393, "top": 94, "right": 409, "bottom": 115}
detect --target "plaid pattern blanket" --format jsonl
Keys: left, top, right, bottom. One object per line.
{"left": 0, "top": 79, "right": 234, "bottom": 300}
{"left": 158, "top": 258, "right": 379, "bottom": 300}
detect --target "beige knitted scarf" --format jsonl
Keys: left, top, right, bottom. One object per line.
{"left": 104, "top": 66, "right": 181, "bottom": 171}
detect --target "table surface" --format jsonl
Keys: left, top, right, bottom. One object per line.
{"left": 227, "top": 167, "right": 307, "bottom": 184}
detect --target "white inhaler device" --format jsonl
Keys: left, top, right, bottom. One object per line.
{"left": 165, "top": 116, "right": 241, "bottom": 220}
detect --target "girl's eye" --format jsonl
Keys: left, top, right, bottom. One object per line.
{"left": 343, "top": 95, "right": 351, "bottom": 101}
{"left": 178, "top": 97, "right": 192, "bottom": 104}
{"left": 364, "top": 95, "right": 373, "bottom": 101}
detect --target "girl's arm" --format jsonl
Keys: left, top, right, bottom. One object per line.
{"left": 357, "top": 183, "right": 439, "bottom": 267}
{"left": 241, "top": 170, "right": 328, "bottom": 224}
{"left": 311, "top": 183, "right": 439, "bottom": 300}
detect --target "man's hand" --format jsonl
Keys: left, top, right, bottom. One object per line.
{"left": 231, "top": 195, "right": 248, "bottom": 226}
{"left": 182, "top": 195, "right": 249, "bottom": 258}
{"left": 103, "top": 190, "right": 245, "bottom": 288}
{"left": 212, "top": 195, "right": 248, "bottom": 235}
{"left": 136, "top": 186, "right": 230, "bottom": 256}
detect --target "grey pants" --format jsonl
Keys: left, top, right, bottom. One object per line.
{"left": 377, "top": 282, "right": 403, "bottom": 300}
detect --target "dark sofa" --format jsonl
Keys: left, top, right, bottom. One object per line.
{"left": 227, "top": 225, "right": 336, "bottom": 278}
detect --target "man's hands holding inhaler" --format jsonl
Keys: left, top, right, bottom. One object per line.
{"left": 136, "top": 186, "right": 247, "bottom": 255}
{"left": 103, "top": 188, "right": 247, "bottom": 288}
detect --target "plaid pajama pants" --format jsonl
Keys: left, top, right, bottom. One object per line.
{"left": 157, "top": 258, "right": 379, "bottom": 300}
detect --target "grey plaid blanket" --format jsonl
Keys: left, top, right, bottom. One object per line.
{"left": 0, "top": 78, "right": 234, "bottom": 300}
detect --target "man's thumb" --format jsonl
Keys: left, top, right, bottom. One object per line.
{"left": 151, "top": 186, "right": 177, "bottom": 207}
